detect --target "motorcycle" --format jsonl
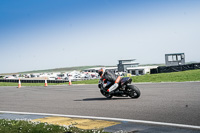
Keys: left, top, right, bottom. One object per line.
{"left": 98, "top": 77, "right": 141, "bottom": 98}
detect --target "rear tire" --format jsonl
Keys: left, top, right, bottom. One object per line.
{"left": 100, "top": 90, "right": 113, "bottom": 99}
{"left": 126, "top": 85, "right": 141, "bottom": 98}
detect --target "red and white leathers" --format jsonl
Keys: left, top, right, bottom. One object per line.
{"left": 99, "top": 68, "right": 121, "bottom": 93}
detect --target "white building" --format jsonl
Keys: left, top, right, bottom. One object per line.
{"left": 127, "top": 66, "right": 158, "bottom": 75}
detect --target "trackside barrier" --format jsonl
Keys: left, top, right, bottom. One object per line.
{"left": 0, "top": 78, "right": 94, "bottom": 83}
{"left": 150, "top": 63, "right": 200, "bottom": 74}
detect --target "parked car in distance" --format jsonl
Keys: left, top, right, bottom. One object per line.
{"left": 55, "top": 77, "right": 63, "bottom": 80}
{"left": 4, "top": 76, "right": 16, "bottom": 79}
{"left": 48, "top": 77, "right": 56, "bottom": 80}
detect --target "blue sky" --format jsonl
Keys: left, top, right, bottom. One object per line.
{"left": 1, "top": 0, "right": 200, "bottom": 73}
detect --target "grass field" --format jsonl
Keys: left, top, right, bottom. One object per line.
{"left": 131, "top": 69, "right": 200, "bottom": 83}
{"left": 0, "top": 119, "right": 107, "bottom": 133}
{"left": 0, "top": 69, "right": 200, "bottom": 86}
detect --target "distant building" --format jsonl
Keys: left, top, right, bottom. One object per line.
{"left": 127, "top": 66, "right": 158, "bottom": 75}
{"left": 83, "top": 67, "right": 118, "bottom": 73}
{"left": 165, "top": 53, "right": 185, "bottom": 66}
{"left": 117, "top": 59, "right": 139, "bottom": 72}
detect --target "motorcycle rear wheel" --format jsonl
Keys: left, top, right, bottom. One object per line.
{"left": 126, "top": 85, "right": 141, "bottom": 98}
{"left": 100, "top": 90, "right": 113, "bottom": 98}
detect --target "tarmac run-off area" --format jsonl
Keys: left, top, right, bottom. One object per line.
{"left": 0, "top": 82, "right": 200, "bottom": 132}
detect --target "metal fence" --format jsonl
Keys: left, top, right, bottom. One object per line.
{"left": 0, "top": 78, "right": 97, "bottom": 83}
{"left": 0, "top": 79, "right": 67, "bottom": 83}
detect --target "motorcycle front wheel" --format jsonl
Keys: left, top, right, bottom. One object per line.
{"left": 126, "top": 85, "right": 141, "bottom": 98}
{"left": 100, "top": 90, "right": 113, "bottom": 98}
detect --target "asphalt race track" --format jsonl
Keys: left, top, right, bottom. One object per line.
{"left": 0, "top": 82, "right": 200, "bottom": 127}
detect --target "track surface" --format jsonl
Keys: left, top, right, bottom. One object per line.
{"left": 0, "top": 82, "right": 200, "bottom": 126}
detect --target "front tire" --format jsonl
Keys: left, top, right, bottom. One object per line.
{"left": 126, "top": 85, "right": 141, "bottom": 98}
{"left": 100, "top": 90, "right": 113, "bottom": 98}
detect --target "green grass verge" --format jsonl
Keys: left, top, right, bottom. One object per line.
{"left": 0, "top": 119, "right": 108, "bottom": 133}
{"left": 1, "top": 69, "right": 200, "bottom": 86}
{"left": 73, "top": 79, "right": 99, "bottom": 84}
{"left": 131, "top": 69, "right": 200, "bottom": 83}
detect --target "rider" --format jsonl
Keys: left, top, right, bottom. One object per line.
{"left": 98, "top": 68, "right": 121, "bottom": 94}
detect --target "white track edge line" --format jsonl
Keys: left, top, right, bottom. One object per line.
{"left": 0, "top": 111, "right": 200, "bottom": 130}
